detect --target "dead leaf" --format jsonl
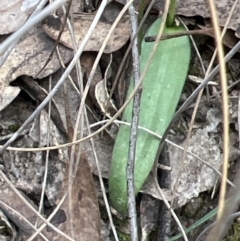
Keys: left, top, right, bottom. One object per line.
{"left": 19, "top": 76, "right": 68, "bottom": 138}
{"left": 0, "top": 185, "right": 43, "bottom": 240}
{"left": 176, "top": 0, "right": 240, "bottom": 33}
{"left": 168, "top": 126, "right": 222, "bottom": 208}
{"left": 0, "top": 85, "right": 20, "bottom": 112}
{"left": 0, "top": 181, "right": 69, "bottom": 241}
{"left": 140, "top": 194, "right": 159, "bottom": 241}
{"left": 0, "top": 23, "right": 73, "bottom": 111}
{"left": 54, "top": 153, "right": 101, "bottom": 241}
{"left": 143, "top": 0, "right": 240, "bottom": 33}
{"left": 57, "top": 0, "right": 83, "bottom": 14}
{"left": 0, "top": 0, "right": 39, "bottom": 34}
{"left": 0, "top": 208, "right": 18, "bottom": 241}
{"left": 115, "top": 0, "right": 240, "bottom": 38}
{"left": 42, "top": 2, "right": 131, "bottom": 53}
{"left": 0, "top": 23, "right": 73, "bottom": 82}
{"left": 198, "top": 21, "right": 239, "bottom": 49}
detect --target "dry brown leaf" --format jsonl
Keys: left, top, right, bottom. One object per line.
{"left": 0, "top": 85, "right": 20, "bottom": 112}
{"left": 0, "top": 23, "right": 73, "bottom": 83}
{"left": 176, "top": 0, "right": 240, "bottom": 33}
{"left": 19, "top": 76, "right": 68, "bottom": 137}
{"left": 0, "top": 23, "right": 73, "bottom": 111}
{"left": 199, "top": 20, "right": 239, "bottom": 49}
{"left": 0, "top": 0, "right": 39, "bottom": 34}
{"left": 42, "top": 2, "right": 131, "bottom": 53}
{"left": 115, "top": 0, "right": 240, "bottom": 37}
{"left": 57, "top": 0, "right": 83, "bottom": 14}
{"left": 0, "top": 182, "right": 70, "bottom": 241}
{"left": 0, "top": 208, "right": 18, "bottom": 240}
{"left": 53, "top": 153, "right": 101, "bottom": 241}
{"left": 150, "top": 0, "right": 240, "bottom": 33}
{"left": 0, "top": 184, "right": 43, "bottom": 240}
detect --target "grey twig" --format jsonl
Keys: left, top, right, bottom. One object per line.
{"left": 127, "top": 3, "right": 141, "bottom": 241}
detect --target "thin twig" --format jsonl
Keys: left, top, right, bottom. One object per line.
{"left": 37, "top": 76, "right": 52, "bottom": 217}
{"left": 144, "top": 28, "right": 213, "bottom": 42}
{"left": 65, "top": 0, "right": 103, "bottom": 237}
{"left": 71, "top": 0, "right": 134, "bottom": 142}
{"left": 127, "top": 2, "right": 141, "bottom": 241}
{"left": 62, "top": 3, "right": 125, "bottom": 240}
{"left": 207, "top": 0, "right": 229, "bottom": 228}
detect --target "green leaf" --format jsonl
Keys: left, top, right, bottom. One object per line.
{"left": 109, "top": 18, "right": 191, "bottom": 215}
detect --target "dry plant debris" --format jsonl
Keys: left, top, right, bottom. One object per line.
{"left": 0, "top": 0, "right": 240, "bottom": 240}
{"left": 0, "top": 24, "right": 73, "bottom": 111}
{"left": 176, "top": 0, "right": 240, "bottom": 34}
{"left": 42, "top": 2, "right": 131, "bottom": 53}
{"left": 0, "top": 0, "right": 40, "bottom": 34}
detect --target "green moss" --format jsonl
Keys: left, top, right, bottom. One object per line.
{"left": 118, "top": 230, "right": 131, "bottom": 241}
{"left": 224, "top": 222, "right": 240, "bottom": 241}
{"left": 8, "top": 124, "right": 20, "bottom": 132}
